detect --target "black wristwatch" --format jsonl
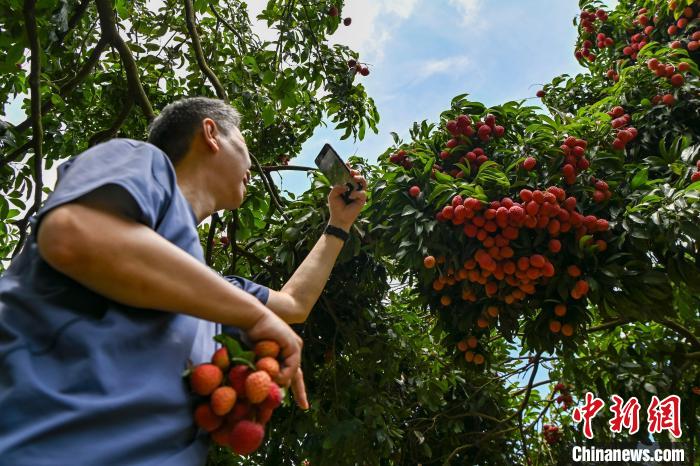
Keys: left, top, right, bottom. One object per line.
{"left": 324, "top": 224, "right": 349, "bottom": 242}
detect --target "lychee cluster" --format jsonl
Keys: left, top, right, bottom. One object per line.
{"left": 590, "top": 178, "right": 612, "bottom": 204}
{"left": 388, "top": 149, "right": 413, "bottom": 169}
{"left": 579, "top": 8, "right": 608, "bottom": 33}
{"left": 622, "top": 9, "right": 654, "bottom": 62}
{"left": 549, "top": 301, "right": 576, "bottom": 336}
{"left": 347, "top": 59, "right": 370, "bottom": 76}
{"left": 189, "top": 340, "right": 285, "bottom": 456}
{"left": 575, "top": 9, "right": 609, "bottom": 62}
{"left": 553, "top": 382, "right": 575, "bottom": 409}
{"left": 427, "top": 188, "right": 605, "bottom": 319}
{"left": 667, "top": 3, "right": 699, "bottom": 49}
{"left": 559, "top": 137, "right": 590, "bottom": 185}
{"left": 456, "top": 335, "right": 485, "bottom": 365}
{"left": 433, "top": 113, "right": 506, "bottom": 179}
{"left": 606, "top": 106, "right": 638, "bottom": 151}
{"left": 646, "top": 58, "right": 687, "bottom": 88}
{"left": 542, "top": 424, "right": 562, "bottom": 445}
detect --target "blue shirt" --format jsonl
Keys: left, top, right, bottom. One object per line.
{"left": 0, "top": 139, "right": 269, "bottom": 466}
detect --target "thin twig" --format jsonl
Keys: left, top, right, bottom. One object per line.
{"left": 96, "top": 0, "right": 154, "bottom": 120}
{"left": 209, "top": 3, "right": 248, "bottom": 54}
{"left": 184, "top": 0, "right": 227, "bottom": 101}
{"left": 262, "top": 164, "right": 316, "bottom": 172}
{"left": 205, "top": 213, "right": 220, "bottom": 266}
{"left": 250, "top": 153, "right": 289, "bottom": 221}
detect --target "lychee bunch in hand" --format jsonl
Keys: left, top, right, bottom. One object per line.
{"left": 187, "top": 335, "right": 288, "bottom": 456}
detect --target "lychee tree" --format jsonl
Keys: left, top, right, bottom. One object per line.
{"left": 2, "top": 0, "right": 700, "bottom": 465}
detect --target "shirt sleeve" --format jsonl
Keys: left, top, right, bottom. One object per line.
{"left": 34, "top": 139, "right": 175, "bottom": 230}
{"left": 223, "top": 275, "right": 270, "bottom": 305}
{"left": 220, "top": 275, "right": 270, "bottom": 344}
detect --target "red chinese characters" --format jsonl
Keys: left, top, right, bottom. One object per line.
{"left": 568, "top": 392, "right": 683, "bottom": 439}
{"left": 572, "top": 392, "right": 605, "bottom": 439}
{"left": 609, "top": 395, "right": 641, "bottom": 434}
{"left": 647, "top": 395, "right": 682, "bottom": 438}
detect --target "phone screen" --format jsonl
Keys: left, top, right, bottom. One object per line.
{"left": 314, "top": 143, "right": 360, "bottom": 190}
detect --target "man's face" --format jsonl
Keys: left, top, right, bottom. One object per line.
{"left": 220, "top": 126, "right": 252, "bottom": 209}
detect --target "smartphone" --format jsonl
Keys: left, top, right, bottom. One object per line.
{"left": 314, "top": 143, "right": 362, "bottom": 196}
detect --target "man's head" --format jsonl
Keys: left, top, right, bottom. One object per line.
{"left": 147, "top": 97, "right": 251, "bottom": 210}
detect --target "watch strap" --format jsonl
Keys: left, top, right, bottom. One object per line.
{"left": 324, "top": 224, "right": 349, "bottom": 242}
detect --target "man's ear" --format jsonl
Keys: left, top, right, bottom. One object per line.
{"left": 201, "top": 118, "right": 220, "bottom": 153}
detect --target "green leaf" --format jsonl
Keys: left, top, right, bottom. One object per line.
{"left": 262, "top": 105, "right": 275, "bottom": 127}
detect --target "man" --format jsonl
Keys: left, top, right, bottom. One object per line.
{"left": 0, "top": 97, "right": 367, "bottom": 465}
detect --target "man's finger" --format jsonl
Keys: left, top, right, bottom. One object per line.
{"left": 353, "top": 175, "right": 367, "bottom": 190}
{"left": 275, "top": 339, "right": 301, "bottom": 387}
{"left": 291, "top": 368, "right": 309, "bottom": 410}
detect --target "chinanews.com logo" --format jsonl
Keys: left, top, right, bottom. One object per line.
{"left": 569, "top": 392, "right": 690, "bottom": 465}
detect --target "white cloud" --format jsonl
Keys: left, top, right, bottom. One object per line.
{"left": 410, "top": 55, "right": 470, "bottom": 85}
{"left": 448, "top": 0, "right": 482, "bottom": 24}
{"left": 246, "top": 0, "right": 420, "bottom": 65}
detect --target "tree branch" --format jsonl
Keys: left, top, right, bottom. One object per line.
{"left": 655, "top": 318, "right": 700, "bottom": 351}
{"left": 0, "top": 140, "right": 33, "bottom": 169}
{"left": 587, "top": 317, "right": 632, "bottom": 333}
{"left": 2, "top": 36, "right": 109, "bottom": 168}
{"left": 250, "top": 153, "right": 289, "bottom": 222}
{"left": 209, "top": 3, "right": 249, "bottom": 54}
{"left": 95, "top": 0, "right": 154, "bottom": 120}
{"left": 13, "top": 0, "right": 43, "bottom": 259}
{"left": 262, "top": 164, "right": 316, "bottom": 172}
{"left": 515, "top": 352, "right": 541, "bottom": 466}
{"left": 184, "top": 0, "right": 227, "bottom": 101}
{"left": 88, "top": 95, "right": 134, "bottom": 146}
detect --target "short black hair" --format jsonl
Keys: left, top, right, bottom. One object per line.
{"left": 147, "top": 97, "right": 241, "bottom": 166}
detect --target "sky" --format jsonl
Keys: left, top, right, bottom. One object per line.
{"left": 271, "top": 0, "right": 591, "bottom": 195}
{"left": 2, "top": 0, "right": 606, "bottom": 407}
{"left": 4, "top": 0, "right": 591, "bottom": 195}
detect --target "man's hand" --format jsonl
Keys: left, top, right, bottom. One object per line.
{"left": 328, "top": 166, "right": 367, "bottom": 231}
{"left": 246, "top": 312, "right": 305, "bottom": 389}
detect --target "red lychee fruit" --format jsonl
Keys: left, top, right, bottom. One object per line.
{"left": 523, "top": 157, "right": 537, "bottom": 171}
{"left": 229, "top": 420, "right": 265, "bottom": 455}
{"left": 261, "top": 383, "right": 283, "bottom": 410}
{"left": 211, "top": 386, "right": 237, "bottom": 416}
{"left": 670, "top": 74, "right": 684, "bottom": 87}
{"left": 254, "top": 340, "right": 280, "bottom": 359}
{"left": 191, "top": 364, "right": 223, "bottom": 396}
{"left": 536, "top": 90, "right": 545, "bottom": 98}
{"left": 211, "top": 347, "right": 230, "bottom": 371}
{"left": 245, "top": 370, "right": 272, "bottom": 404}
{"left": 409, "top": 185, "right": 421, "bottom": 197}
{"left": 328, "top": 6, "right": 339, "bottom": 17}
{"left": 343, "top": 17, "right": 352, "bottom": 26}
{"left": 194, "top": 403, "right": 223, "bottom": 432}
{"left": 228, "top": 365, "right": 252, "bottom": 397}
{"left": 258, "top": 405, "right": 274, "bottom": 425}
{"left": 256, "top": 357, "right": 280, "bottom": 379}
{"left": 229, "top": 400, "right": 252, "bottom": 421}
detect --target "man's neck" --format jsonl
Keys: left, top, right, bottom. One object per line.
{"left": 175, "top": 167, "right": 218, "bottom": 224}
